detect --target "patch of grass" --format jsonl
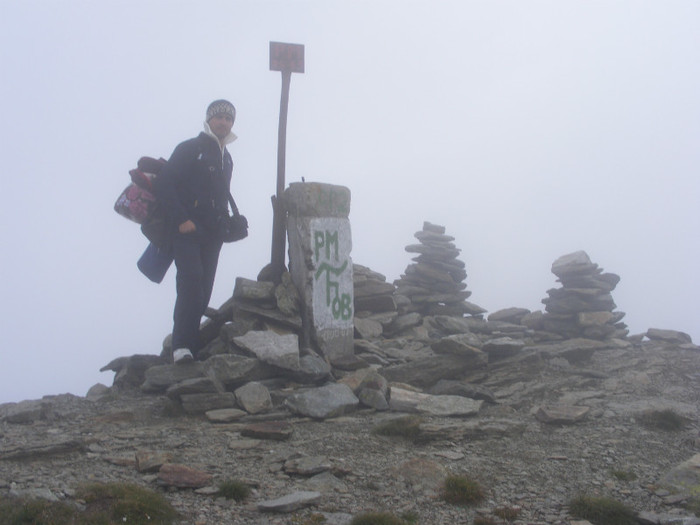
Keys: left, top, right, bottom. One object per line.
{"left": 685, "top": 496, "right": 700, "bottom": 517}
{"left": 0, "top": 483, "right": 178, "bottom": 525}
{"left": 494, "top": 505, "right": 521, "bottom": 521}
{"left": 683, "top": 486, "right": 700, "bottom": 517}
{"left": 441, "top": 474, "right": 485, "bottom": 506}
{"left": 350, "top": 512, "right": 411, "bottom": 525}
{"left": 639, "top": 409, "right": 688, "bottom": 431}
{"left": 610, "top": 470, "right": 637, "bottom": 482}
{"left": 371, "top": 416, "right": 423, "bottom": 442}
{"left": 78, "top": 482, "right": 178, "bottom": 524}
{"left": 0, "top": 496, "right": 78, "bottom": 525}
{"left": 568, "top": 494, "right": 637, "bottom": 525}
{"left": 217, "top": 479, "right": 251, "bottom": 502}
{"left": 399, "top": 510, "right": 419, "bottom": 524}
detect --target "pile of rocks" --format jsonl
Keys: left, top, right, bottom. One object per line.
{"left": 353, "top": 264, "right": 396, "bottom": 315}
{"left": 540, "top": 251, "right": 628, "bottom": 340}
{"left": 100, "top": 243, "right": 691, "bottom": 423}
{"left": 393, "top": 222, "right": 486, "bottom": 318}
{"left": 352, "top": 265, "right": 398, "bottom": 340}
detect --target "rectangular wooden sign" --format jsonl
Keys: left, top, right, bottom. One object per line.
{"left": 270, "top": 42, "right": 305, "bottom": 73}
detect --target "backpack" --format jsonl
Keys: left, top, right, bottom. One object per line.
{"left": 114, "top": 156, "right": 171, "bottom": 246}
{"left": 114, "top": 157, "right": 167, "bottom": 224}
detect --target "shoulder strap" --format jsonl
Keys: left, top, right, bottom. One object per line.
{"left": 228, "top": 192, "right": 240, "bottom": 217}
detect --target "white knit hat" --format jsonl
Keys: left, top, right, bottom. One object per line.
{"left": 206, "top": 99, "right": 236, "bottom": 122}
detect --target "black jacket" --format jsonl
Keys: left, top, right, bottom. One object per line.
{"left": 154, "top": 132, "right": 233, "bottom": 237}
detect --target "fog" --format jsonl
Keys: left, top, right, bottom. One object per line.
{"left": 1, "top": 1, "right": 698, "bottom": 403}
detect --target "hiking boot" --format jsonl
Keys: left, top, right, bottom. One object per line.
{"left": 173, "top": 348, "right": 194, "bottom": 364}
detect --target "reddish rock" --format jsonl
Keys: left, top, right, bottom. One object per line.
{"left": 158, "top": 463, "right": 212, "bottom": 488}
{"left": 241, "top": 421, "right": 293, "bottom": 441}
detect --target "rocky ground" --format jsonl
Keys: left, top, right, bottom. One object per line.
{"left": 1, "top": 337, "right": 699, "bottom": 525}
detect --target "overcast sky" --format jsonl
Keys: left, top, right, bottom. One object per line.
{"left": 1, "top": 1, "right": 698, "bottom": 403}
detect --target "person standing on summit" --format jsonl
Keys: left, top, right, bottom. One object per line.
{"left": 154, "top": 99, "right": 239, "bottom": 364}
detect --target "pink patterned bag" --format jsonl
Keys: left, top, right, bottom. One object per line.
{"left": 114, "top": 182, "right": 156, "bottom": 224}
{"left": 114, "top": 157, "right": 166, "bottom": 224}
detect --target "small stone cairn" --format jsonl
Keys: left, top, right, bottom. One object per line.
{"left": 393, "top": 222, "right": 486, "bottom": 318}
{"left": 540, "top": 250, "right": 628, "bottom": 340}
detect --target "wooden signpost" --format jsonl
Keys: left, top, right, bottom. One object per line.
{"left": 269, "top": 41, "right": 305, "bottom": 283}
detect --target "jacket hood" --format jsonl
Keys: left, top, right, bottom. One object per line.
{"left": 203, "top": 121, "right": 238, "bottom": 149}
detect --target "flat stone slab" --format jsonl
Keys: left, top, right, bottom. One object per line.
{"left": 205, "top": 408, "right": 247, "bottom": 423}
{"left": 166, "top": 377, "right": 222, "bottom": 399}
{"left": 646, "top": 328, "right": 693, "bottom": 344}
{"left": 284, "top": 455, "right": 331, "bottom": 476}
{"left": 389, "top": 387, "right": 483, "bottom": 417}
{"left": 488, "top": 307, "right": 531, "bottom": 323}
{"left": 241, "top": 421, "right": 293, "bottom": 441}
{"left": 257, "top": 490, "right": 322, "bottom": 513}
{"left": 0, "top": 439, "right": 85, "bottom": 460}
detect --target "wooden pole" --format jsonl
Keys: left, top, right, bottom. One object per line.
{"left": 270, "top": 70, "right": 292, "bottom": 281}
{"left": 268, "top": 42, "right": 304, "bottom": 283}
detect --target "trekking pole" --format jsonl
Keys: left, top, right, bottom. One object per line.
{"left": 269, "top": 41, "right": 304, "bottom": 283}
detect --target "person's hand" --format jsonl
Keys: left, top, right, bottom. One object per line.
{"left": 179, "top": 220, "right": 196, "bottom": 234}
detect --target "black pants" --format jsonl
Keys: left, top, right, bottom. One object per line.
{"left": 171, "top": 234, "right": 222, "bottom": 355}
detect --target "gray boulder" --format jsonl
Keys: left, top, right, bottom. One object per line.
{"left": 234, "top": 382, "right": 272, "bottom": 414}
{"left": 646, "top": 328, "right": 693, "bottom": 344}
{"left": 141, "top": 363, "right": 205, "bottom": 393}
{"left": 488, "top": 307, "right": 531, "bottom": 324}
{"left": 285, "top": 384, "right": 359, "bottom": 419}
{"left": 233, "top": 331, "right": 301, "bottom": 371}
{"left": 203, "top": 354, "right": 277, "bottom": 390}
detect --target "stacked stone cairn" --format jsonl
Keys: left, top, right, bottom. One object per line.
{"left": 540, "top": 251, "right": 628, "bottom": 340}
{"left": 393, "top": 222, "right": 486, "bottom": 318}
